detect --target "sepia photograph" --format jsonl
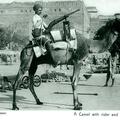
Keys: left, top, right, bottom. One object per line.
{"left": 0, "top": 0, "right": 120, "bottom": 119}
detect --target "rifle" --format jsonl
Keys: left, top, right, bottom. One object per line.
{"left": 44, "top": 9, "right": 80, "bottom": 34}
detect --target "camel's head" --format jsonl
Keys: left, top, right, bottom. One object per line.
{"left": 90, "top": 22, "right": 117, "bottom": 53}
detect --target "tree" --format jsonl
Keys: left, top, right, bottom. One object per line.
{"left": 0, "top": 27, "right": 12, "bottom": 49}
{"left": 0, "top": 23, "right": 29, "bottom": 50}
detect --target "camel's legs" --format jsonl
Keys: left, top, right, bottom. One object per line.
{"left": 12, "top": 68, "right": 27, "bottom": 110}
{"left": 110, "top": 56, "right": 117, "bottom": 86}
{"left": 104, "top": 55, "right": 116, "bottom": 87}
{"left": 104, "top": 56, "right": 111, "bottom": 87}
{"left": 12, "top": 49, "right": 33, "bottom": 110}
{"left": 28, "top": 64, "right": 43, "bottom": 105}
{"left": 104, "top": 70, "right": 110, "bottom": 87}
{"left": 71, "top": 62, "right": 82, "bottom": 110}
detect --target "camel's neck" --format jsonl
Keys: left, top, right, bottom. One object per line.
{"left": 75, "top": 36, "right": 89, "bottom": 60}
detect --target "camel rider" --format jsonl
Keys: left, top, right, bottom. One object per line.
{"left": 32, "top": 3, "right": 51, "bottom": 55}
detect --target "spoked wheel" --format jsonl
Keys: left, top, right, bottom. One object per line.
{"left": 21, "top": 76, "right": 29, "bottom": 89}
{"left": 33, "top": 75, "right": 42, "bottom": 87}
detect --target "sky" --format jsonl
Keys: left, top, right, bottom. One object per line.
{"left": 0, "top": 0, "right": 120, "bottom": 15}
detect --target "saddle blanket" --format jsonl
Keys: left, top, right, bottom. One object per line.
{"left": 33, "top": 46, "right": 46, "bottom": 58}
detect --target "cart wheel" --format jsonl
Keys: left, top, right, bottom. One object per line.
{"left": 22, "top": 76, "right": 29, "bottom": 89}
{"left": 33, "top": 75, "right": 41, "bottom": 87}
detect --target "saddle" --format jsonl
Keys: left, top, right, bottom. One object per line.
{"left": 32, "top": 29, "right": 77, "bottom": 58}
{"left": 50, "top": 29, "right": 77, "bottom": 50}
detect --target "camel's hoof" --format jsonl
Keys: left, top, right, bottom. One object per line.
{"left": 74, "top": 103, "right": 82, "bottom": 110}
{"left": 103, "top": 84, "right": 108, "bottom": 87}
{"left": 74, "top": 105, "right": 82, "bottom": 110}
{"left": 37, "top": 101, "right": 43, "bottom": 105}
{"left": 12, "top": 105, "right": 19, "bottom": 110}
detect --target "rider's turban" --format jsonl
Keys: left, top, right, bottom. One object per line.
{"left": 33, "top": 3, "right": 43, "bottom": 12}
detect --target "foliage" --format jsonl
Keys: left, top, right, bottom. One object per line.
{"left": 0, "top": 26, "right": 29, "bottom": 50}
{"left": 12, "top": 32, "right": 29, "bottom": 46}
{"left": 0, "top": 27, "right": 11, "bottom": 49}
